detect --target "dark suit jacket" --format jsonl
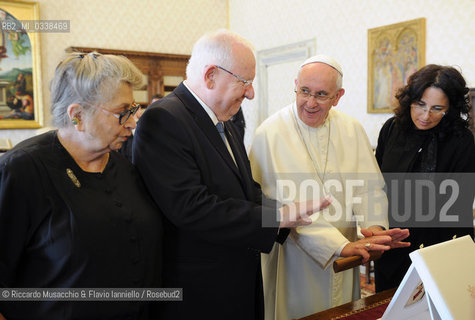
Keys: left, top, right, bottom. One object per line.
{"left": 231, "top": 107, "right": 246, "bottom": 142}
{"left": 133, "top": 82, "right": 283, "bottom": 320}
{"left": 119, "top": 133, "right": 133, "bottom": 162}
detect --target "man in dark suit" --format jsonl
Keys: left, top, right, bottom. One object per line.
{"left": 133, "top": 29, "right": 330, "bottom": 320}
{"left": 231, "top": 107, "right": 246, "bottom": 142}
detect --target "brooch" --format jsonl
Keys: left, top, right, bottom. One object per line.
{"left": 66, "top": 168, "right": 81, "bottom": 188}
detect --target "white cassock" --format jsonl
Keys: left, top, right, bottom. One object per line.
{"left": 249, "top": 103, "right": 388, "bottom": 320}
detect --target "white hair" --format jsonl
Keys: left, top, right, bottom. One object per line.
{"left": 50, "top": 51, "right": 144, "bottom": 128}
{"left": 186, "top": 29, "right": 255, "bottom": 84}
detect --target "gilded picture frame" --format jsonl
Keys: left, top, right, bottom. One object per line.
{"left": 367, "top": 18, "right": 425, "bottom": 113}
{"left": 0, "top": 0, "right": 43, "bottom": 129}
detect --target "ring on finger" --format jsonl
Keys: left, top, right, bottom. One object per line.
{"left": 365, "top": 243, "right": 371, "bottom": 249}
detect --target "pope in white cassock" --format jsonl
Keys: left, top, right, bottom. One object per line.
{"left": 249, "top": 55, "right": 410, "bottom": 320}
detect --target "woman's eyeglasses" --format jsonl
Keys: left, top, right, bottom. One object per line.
{"left": 411, "top": 103, "right": 447, "bottom": 116}
{"left": 99, "top": 103, "right": 141, "bottom": 125}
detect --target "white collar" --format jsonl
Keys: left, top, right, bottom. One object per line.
{"left": 183, "top": 80, "right": 219, "bottom": 126}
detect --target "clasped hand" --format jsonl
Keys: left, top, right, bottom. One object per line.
{"left": 340, "top": 227, "right": 410, "bottom": 263}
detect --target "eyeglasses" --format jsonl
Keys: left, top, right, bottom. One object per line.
{"left": 411, "top": 103, "right": 447, "bottom": 116}
{"left": 216, "top": 65, "right": 253, "bottom": 88}
{"left": 99, "top": 103, "right": 141, "bottom": 125}
{"left": 294, "top": 88, "right": 335, "bottom": 104}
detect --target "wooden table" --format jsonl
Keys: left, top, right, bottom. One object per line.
{"left": 296, "top": 288, "right": 397, "bottom": 320}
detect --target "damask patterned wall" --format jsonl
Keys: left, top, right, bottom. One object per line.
{"left": 3, "top": 0, "right": 474, "bottom": 148}
{"left": 0, "top": 0, "right": 227, "bottom": 145}
{"left": 229, "top": 0, "right": 475, "bottom": 148}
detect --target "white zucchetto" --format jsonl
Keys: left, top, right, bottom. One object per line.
{"left": 300, "top": 54, "right": 343, "bottom": 77}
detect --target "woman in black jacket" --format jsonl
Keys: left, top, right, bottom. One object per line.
{"left": 374, "top": 64, "right": 475, "bottom": 292}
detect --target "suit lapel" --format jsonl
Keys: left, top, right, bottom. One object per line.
{"left": 225, "top": 121, "right": 255, "bottom": 200}
{"left": 174, "top": 83, "right": 241, "bottom": 178}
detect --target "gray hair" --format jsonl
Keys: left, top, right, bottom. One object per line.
{"left": 186, "top": 29, "right": 255, "bottom": 84}
{"left": 50, "top": 51, "right": 144, "bottom": 128}
{"left": 335, "top": 72, "right": 343, "bottom": 90}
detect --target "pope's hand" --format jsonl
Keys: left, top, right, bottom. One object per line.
{"left": 340, "top": 235, "right": 392, "bottom": 263}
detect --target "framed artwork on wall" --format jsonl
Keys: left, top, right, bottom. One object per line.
{"left": 367, "top": 18, "right": 425, "bottom": 113}
{"left": 0, "top": 0, "right": 43, "bottom": 129}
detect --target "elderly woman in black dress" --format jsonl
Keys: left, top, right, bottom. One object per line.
{"left": 0, "top": 52, "right": 162, "bottom": 319}
{"left": 374, "top": 64, "right": 475, "bottom": 292}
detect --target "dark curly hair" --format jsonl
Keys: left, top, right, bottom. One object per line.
{"left": 393, "top": 64, "right": 471, "bottom": 135}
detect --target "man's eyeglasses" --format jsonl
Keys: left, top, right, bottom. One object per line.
{"left": 216, "top": 65, "right": 253, "bottom": 88}
{"left": 99, "top": 103, "right": 141, "bottom": 125}
{"left": 294, "top": 88, "right": 335, "bottom": 104}
{"left": 411, "top": 103, "right": 447, "bottom": 116}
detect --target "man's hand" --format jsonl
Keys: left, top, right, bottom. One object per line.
{"left": 340, "top": 227, "right": 411, "bottom": 263}
{"left": 362, "top": 227, "right": 411, "bottom": 249}
{"left": 279, "top": 196, "right": 332, "bottom": 228}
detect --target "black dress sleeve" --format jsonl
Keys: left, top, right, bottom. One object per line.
{"left": 446, "top": 129, "right": 475, "bottom": 173}
{"left": 0, "top": 150, "right": 48, "bottom": 288}
{"left": 441, "top": 129, "right": 475, "bottom": 239}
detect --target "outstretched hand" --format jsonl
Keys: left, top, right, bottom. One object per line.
{"left": 279, "top": 196, "right": 332, "bottom": 229}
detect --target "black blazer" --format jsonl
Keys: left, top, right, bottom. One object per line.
{"left": 133, "top": 83, "right": 283, "bottom": 320}
{"left": 119, "top": 133, "right": 134, "bottom": 162}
